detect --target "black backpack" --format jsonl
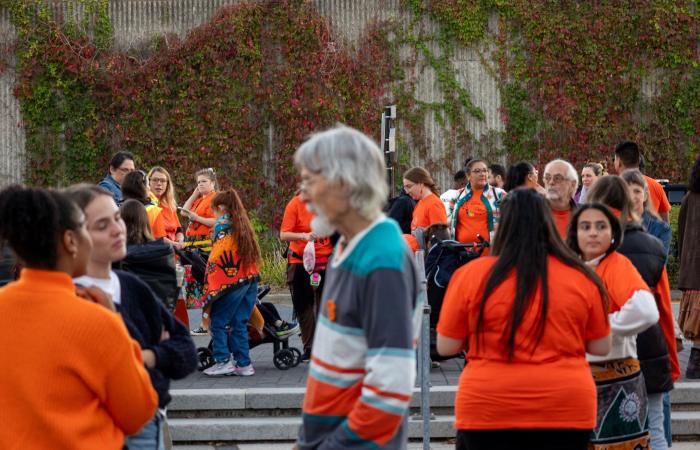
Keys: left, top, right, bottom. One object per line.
{"left": 117, "top": 239, "right": 178, "bottom": 310}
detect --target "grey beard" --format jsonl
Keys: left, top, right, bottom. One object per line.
{"left": 311, "top": 214, "right": 336, "bottom": 238}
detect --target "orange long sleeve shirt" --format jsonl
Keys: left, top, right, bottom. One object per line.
{"left": 0, "top": 269, "right": 157, "bottom": 450}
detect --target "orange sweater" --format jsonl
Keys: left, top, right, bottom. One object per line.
{"left": 0, "top": 269, "right": 157, "bottom": 450}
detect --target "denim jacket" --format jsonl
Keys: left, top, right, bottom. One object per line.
{"left": 98, "top": 174, "right": 123, "bottom": 205}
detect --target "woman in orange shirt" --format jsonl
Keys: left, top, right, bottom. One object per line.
{"left": 402, "top": 167, "right": 448, "bottom": 230}
{"left": 448, "top": 159, "right": 506, "bottom": 255}
{"left": 182, "top": 168, "right": 218, "bottom": 251}
{"left": 148, "top": 166, "right": 184, "bottom": 248}
{"left": 437, "top": 188, "right": 610, "bottom": 450}
{"left": 567, "top": 203, "right": 659, "bottom": 450}
{"left": 0, "top": 186, "right": 156, "bottom": 449}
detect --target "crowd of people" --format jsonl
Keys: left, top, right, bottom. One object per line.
{"left": 0, "top": 124, "right": 698, "bottom": 450}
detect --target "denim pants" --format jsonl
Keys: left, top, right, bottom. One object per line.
{"left": 209, "top": 280, "right": 257, "bottom": 366}
{"left": 648, "top": 392, "right": 668, "bottom": 450}
{"left": 125, "top": 412, "right": 164, "bottom": 450}
{"left": 663, "top": 391, "right": 672, "bottom": 446}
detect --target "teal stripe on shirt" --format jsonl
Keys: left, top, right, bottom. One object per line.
{"left": 318, "top": 314, "right": 365, "bottom": 336}
{"left": 340, "top": 219, "right": 408, "bottom": 277}
{"left": 342, "top": 421, "right": 381, "bottom": 450}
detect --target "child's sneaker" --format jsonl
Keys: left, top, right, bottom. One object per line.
{"left": 232, "top": 364, "right": 255, "bottom": 376}
{"left": 275, "top": 321, "right": 300, "bottom": 338}
{"left": 190, "top": 326, "right": 209, "bottom": 336}
{"left": 203, "top": 359, "right": 235, "bottom": 376}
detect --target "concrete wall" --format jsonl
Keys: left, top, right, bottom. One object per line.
{"left": 0, "top": 0, "right": 504, "bottom": 189}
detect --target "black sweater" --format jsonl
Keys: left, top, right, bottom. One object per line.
{"left": 115, "top": 270, "right": 198, "bottom": 407}
{"left": 617, "top": 223, "right": 673, "bottom": 394}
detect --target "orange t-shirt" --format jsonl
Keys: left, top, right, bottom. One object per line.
{"left": 280, "top": 195, "right": 333, "bottom": 264}
{"left": 455, "top": 191, "right": 491, "bottom": 256}
{"left": 595, "top": 251, "right": 649, "bottom": 313}
{"left": 146, "top": 204, "right": 167, "bottom": 240}
{"left": 157, "top": 205, "right": 182, "bottom": 241}
{"left": 185, "top": 191, "right": 216, "bottom": 238}
{"left": 0, "top": 269, "right": 157, "bottom": 448}
{"left": 644, "top": 175, "right": 671, "bottom": 215}
{"left": 437, "top": 255, "right": 609, "bottom": 430}
{"left": 551, "top": 207, "right": 572, "bottom": 240}
{"left": 411, "top": 193, "right": 448, "bottom": 230}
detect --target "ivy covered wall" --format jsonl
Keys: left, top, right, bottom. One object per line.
{"left": 1, "top": 0, "right": 698, "bottom": 227}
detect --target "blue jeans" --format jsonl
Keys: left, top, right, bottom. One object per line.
{"left": 663, "top": 391, "right": 672, "bottom": 446}
{"left": 209, "top": 281, "right": 257, "bottom": 366}
{"left": 125, "top": 412, "right": 164, "bottom": 450}
{"left": 648, "top": 393, "right": 668, "bottom": 450}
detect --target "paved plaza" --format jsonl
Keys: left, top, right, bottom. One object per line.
{"left": 172, "top": 296, "right": 696, "bottom": 390}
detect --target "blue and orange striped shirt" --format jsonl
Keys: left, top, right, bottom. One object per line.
{"left": 297, "top": 217, "right": 421, "bottom": 449}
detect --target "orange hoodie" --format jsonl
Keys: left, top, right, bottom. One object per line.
{"left": 0, "top": 269, "right": 157, "bottom": 450}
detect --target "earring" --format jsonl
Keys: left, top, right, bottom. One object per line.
{"left": 611, "top": 238, "right": 615, "bottom": 244}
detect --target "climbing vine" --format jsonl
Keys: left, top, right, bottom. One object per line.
{"left": 4, "top": 0, "right": 396, "bottom": 226}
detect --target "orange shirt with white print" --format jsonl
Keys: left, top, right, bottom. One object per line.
{"left": 411, "top": 193, "right": 448, "bottom": 230}
{"left": 437, "top": 255, "right": 609, "bottom": 430}
{"left": 280, "top": 195, "right": 333, "bottom": 264}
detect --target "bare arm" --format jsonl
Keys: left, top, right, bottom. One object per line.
{"left": 586, "top": 334, "right": 612, "bottom": 356}
{"left": 280, "top": 231, "right": 313, "bottom": 242}
{"left": 436, "top": 334, "right": 465, "bottom": 356}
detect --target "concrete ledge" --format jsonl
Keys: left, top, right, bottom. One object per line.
{"left": 170, "top": 383, "right": 700, "bottom": 412}
{"left": 245, "top": 387, "right": 306, "bottom": 409}
{"left": 168, "top": 389, "right": 246, "bottom": 411}
{"left": 170, "top": 413, "right": 700, "bottom": 442}
{"left": 672, "top": 382, "right": 700, "bottom": 404}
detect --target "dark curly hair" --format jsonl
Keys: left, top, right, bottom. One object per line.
{"left": 0, "top": 185, "right": 82, "bottom": 269}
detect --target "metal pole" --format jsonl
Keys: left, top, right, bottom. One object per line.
{"left": 413, "top": 250, "right": 431, "bottom": 449}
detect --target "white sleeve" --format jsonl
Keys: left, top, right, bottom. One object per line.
{"left": 608, "top": 289, "right": 659, "bottom": 336}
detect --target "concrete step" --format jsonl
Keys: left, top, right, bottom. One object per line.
{"left": 169, "top": 383, "right": 700, "bottom": 416}
{"left": 168, "top": 412, "right": 700, "bottom": 442}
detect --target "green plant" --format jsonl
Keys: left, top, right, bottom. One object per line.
{"left": 258, "top": 235, "right": 287, "bottom": 289}
{"left": 667, "top": 205, "right": 681, "bottom": 288}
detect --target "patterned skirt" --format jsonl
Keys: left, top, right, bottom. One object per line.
{"left": 679, "top": 290, "right": 700, "bottom": 341}
{"left": 589, "top": 358, "right": 649, "bottom": 450}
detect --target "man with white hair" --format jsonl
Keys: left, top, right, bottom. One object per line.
{"left": 293, "top": 125, "right": 420, "bottom": 450}
{"left": 544, "top": 159, "right": 579, "bottom": 239}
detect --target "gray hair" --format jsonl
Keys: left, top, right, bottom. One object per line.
{"left": 545, "top": 158, "right": 579, "bottom": 192}
{"left": 294, "top": 124, "right": 387, "bottom": 220}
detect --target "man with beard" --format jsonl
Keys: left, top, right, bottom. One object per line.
{"left": 544, "top": 159, "right": 579, "bottom": 239}
{"left": 280, "top": 192, "right": 334, "bottom": 362}
{"left": 293, "top": 125, "right": 420, "bottom": 450}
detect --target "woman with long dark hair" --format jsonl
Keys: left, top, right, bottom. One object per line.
{"left": 200, "top": 188, "right": 262, "bottom": 377}
{"left": 567, "top": 203, "right": 658, "bottom": 449}
{"left": 678, "top": 155, "right": 700, "bottom": 378}
{"left": 437, "top": 188, "right": 610, "bottom": 450}
{"left": 586, "top": 176, "right": 677, "bottom": 450}
{"left": 503, "top": 161, "right": 543, "bottom": 193}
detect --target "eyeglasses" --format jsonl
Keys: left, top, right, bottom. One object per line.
{"left": 117, "top": 167, "right": 134, "bottom": 174}
{"left": 543, "top": 174, "right": 568, "bottom": 184}
{"left": 149, "top": 177, "right": 168, "bottom": 184}
{"left": 470, "top": 168, "right": 489, "bottom": 174}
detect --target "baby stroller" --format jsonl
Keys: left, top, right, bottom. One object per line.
{"left": 421, "top": 229, "right": 489, "bottom": 361}
{"left": 197, "top": 284, "right": 303, "bottom": 371}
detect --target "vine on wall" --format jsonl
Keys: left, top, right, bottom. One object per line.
{"left": 5, "top": 0, "right": 397, "bottom": 226}
{"left": 4, "top": 0, "right": 700, "bottom": 229}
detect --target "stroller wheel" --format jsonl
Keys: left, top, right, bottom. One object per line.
{"left": 289, "top": 347, "right": 302, "bottom": 367}
{"left": 273, "top": 348, "right": 296, "bottom": 371}
{"left": 197, "top": 347, "right": 214, "bottom": 371}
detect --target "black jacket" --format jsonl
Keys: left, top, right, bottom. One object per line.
{"left": 385, "top": 189, "right": 416, "bottom": 234}
{"left": 617, "top": 222, "right": 673, "bottom": 394}
{"left": 117, "top": 239, "right": 178, "bottom": 311}
{"left": 115, "top": 270, "right": 198, "bottom": 408}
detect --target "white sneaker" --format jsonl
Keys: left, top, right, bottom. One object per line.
{"left": 233, "top": 364, "right": 255, "bottom": 376}
{"left": 203, "top": 359, "right": 235, "bottom": 376}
